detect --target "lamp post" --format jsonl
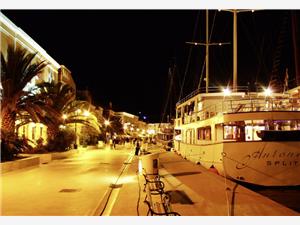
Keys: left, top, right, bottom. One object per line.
{"left": 74, "top": 109, "right": 81, "bottom": 149}
{"left": 104, "top": 119, "right": 110, "bottom": 144}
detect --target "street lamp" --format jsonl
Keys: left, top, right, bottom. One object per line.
{"left": 62, "top": 114, "right": 68, "bottom": 120}
{"left": 104, "top": 120, "right": 111, "bottom": 144}
{"left": 104, "top": 120, "right": 110, "bottom": 126}
{"left": 74, "top": 109, "right": 81, "bottom": 149}
{"left": 83, "top": 110, "right": 90, "bottom": 117}
{"left": 60, "top": 114, "right": 68, "bottom": 130}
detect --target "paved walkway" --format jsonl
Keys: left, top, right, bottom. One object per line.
{"left": 1, "top": 145, "right": 298, "bottom": 216}
{"left": 110, "top": 148, "right": 299, "bottom": 216}
{"left": 0, "top": 147, "right": 133, "bottom": 216}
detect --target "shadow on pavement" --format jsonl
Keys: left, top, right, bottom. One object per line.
{"left": 166, "top": 190, "right": 194, "bottom": 204}
{"left": 170, "top": 171, "right": 202, "bottom": 177}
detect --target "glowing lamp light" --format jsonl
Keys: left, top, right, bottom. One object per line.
{"left": 138, "top": 159, "right": 143, "bottom": 175}
{"left": 104, "top": 120, "right": 110, "bottom": 126}
{"left": 223, "top": 87, "right": 231, "bottom": 96}
{"left": 264, "top": 87, "right": 272, "bottom": 97}
{"left": 83, "top": 110, "right": 90, "bottom": 117}
{"left": 59, "top": 124, "right": 66, "bottom": 129}
{"left": 62, "top": 114, "right": 68, "bottom": 120}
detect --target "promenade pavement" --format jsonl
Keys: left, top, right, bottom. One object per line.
{"left": 1, "top": 144, "right": 298, "bottom": 216}
{"left": 110, "top": 147, "right": 299, "bottom": 216}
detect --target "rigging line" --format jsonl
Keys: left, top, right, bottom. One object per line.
{"left": 222, "top": 153, "right": 283, "bottom": 182}
{"left": 178, "top": 11, "right": 201, "bottom": 101}
{"left": 222, "top": 157, "right": 231, "bottom": 216}
{"left": 250, "top": 13, "right": 267, "bottom": 82}
{"left": 160, "top": 65, "right": 174, "bottom": 123}
{"left": 242, "top": 16, "right": 275, "bottom": 83}
{"left": 136, "top": 170, "right": 141, "bottom": 216}
{"left": 197, "top": 10, "right": 217, "bottom": 90}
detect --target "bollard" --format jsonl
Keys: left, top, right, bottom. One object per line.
{"left": 140, "top": 152, "right": 160, "bottom": 175}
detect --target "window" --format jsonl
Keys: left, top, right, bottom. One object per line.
{"left": 32, "top": 127, "right": 35, "bottom": 140}
{"left": 223, "top": 122, "right": 245, "bottom": 141}
{"left": 177, "top": 107, "right": 182, "bottom": 118}
{"left": 197, "top": 126, "right": 211, "bottom": 140}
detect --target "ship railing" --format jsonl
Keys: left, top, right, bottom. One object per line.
{"left": 223, "top": 98, "right": 300, "bottom": 113}
{"left": 180, "top": 97, "right": 300, "bottom": 125}
{"left": 176, "top": 86, "right": 249, "bottom": 106}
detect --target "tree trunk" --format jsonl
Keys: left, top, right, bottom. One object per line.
{"left": 1, "top": 108, "right": 16, "bottom": 134}
{"left": 46, "top": 125, "right": 59, "bottom": 141}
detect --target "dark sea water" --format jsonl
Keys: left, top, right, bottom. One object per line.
{"left": 242, "top": 184, "right": 300, "bottom": 213}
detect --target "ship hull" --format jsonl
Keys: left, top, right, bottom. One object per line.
{"left": 174, "top": 140, "right": 300, "bottom": 186}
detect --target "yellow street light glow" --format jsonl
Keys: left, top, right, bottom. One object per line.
{"left": 62, "top": 114, "right": 68, "bottom": 120}
{"left": 83, "top": 110, "right": 90, "bottom": 117}
{"left": 263, "top": 87, "right": 272, "bottom": 97}
{"left": 76, "top": 109, "right": 82, "bottom": 114}
{"left": 59, "top": 124, "right": 66, "bottom": 129}
{"left": 138, "top": 159, "right": 143, "bottom": 175}
{"left": 223, "top": 87, "right": 231, "bottom": 96}
{"left": 104, "top": 120, "right": 110, "bottom": 126}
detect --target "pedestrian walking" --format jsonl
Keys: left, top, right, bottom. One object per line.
{"left": 113, "top": 138, "right": 116, "bottom": 149}
{"left": 135, "top": 141, "right": 140, "bottom": 156}
{"left": 109, "top": 139, "right": 113, "bottom": 149}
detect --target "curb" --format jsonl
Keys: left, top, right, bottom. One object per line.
{"left": 1, "top": 149, "right": 79, "bottom": 174}
{"left": 91, "top": 151, "right": 136, "bottom": 216}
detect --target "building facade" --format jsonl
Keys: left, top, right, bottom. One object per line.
{"left": 0, "top": 12, "right": 75, "bottom": 145}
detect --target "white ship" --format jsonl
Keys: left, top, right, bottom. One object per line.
{"left": 174, "top": 11, "right": 300, "bottom": 186}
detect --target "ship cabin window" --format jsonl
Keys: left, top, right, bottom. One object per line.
{"left": 264, "top": 120, "right": 300, "bottom": 131}
{"left": 197, "top": 126, "right": 211, "bottom": 140}
{"left": 174, "top": 129, "right": 182, "bottom": 141}
{"left": 177, "top": 107, "right": 182, "bottom": 118}
{"left": 189, "top": 101, "right": 195, "bottom": 115}
{"left": 184, "top": 105, "right": 189, "bottom": 115}
{"left": 184, "top": 101, "right": 195, "bottom": 116}
{"left": 198, "top": 101, "right": 203, "bottom": 111}
{"left": 223, "top": 122, "right": 245, "bottom": 141}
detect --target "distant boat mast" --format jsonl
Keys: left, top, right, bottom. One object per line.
{"left": 292, "top": 12, "right": 300, "bottom": 86}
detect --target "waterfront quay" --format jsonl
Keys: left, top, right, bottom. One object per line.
{"left": 3, "top": 145, "right": 297, "bottom": 216}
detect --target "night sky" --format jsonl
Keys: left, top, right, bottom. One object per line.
{"left": 2, "top": 10, "right": 299, "bottom": 122}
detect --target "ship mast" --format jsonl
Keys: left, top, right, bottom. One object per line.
{"left": 205, "top": 10, "right": 209, "bottom": 93}
{"left": 233, "top": 10, "right": 238, "bottom": 92}
{"left": 223, "top": 9, "right": 254, "bottom": 92}
{"left": 186, "top": 10, "right": 230, "bottom": 93}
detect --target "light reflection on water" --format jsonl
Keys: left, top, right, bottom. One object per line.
{"left": 243, "top": 183, "right": 300, "bottom": 213}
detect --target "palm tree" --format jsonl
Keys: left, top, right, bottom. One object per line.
{"left": 29, "top": 81, "right": 100, "bottom": 141}
{"left": 0, "top": 45, "right": 48, "bottom": 134}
